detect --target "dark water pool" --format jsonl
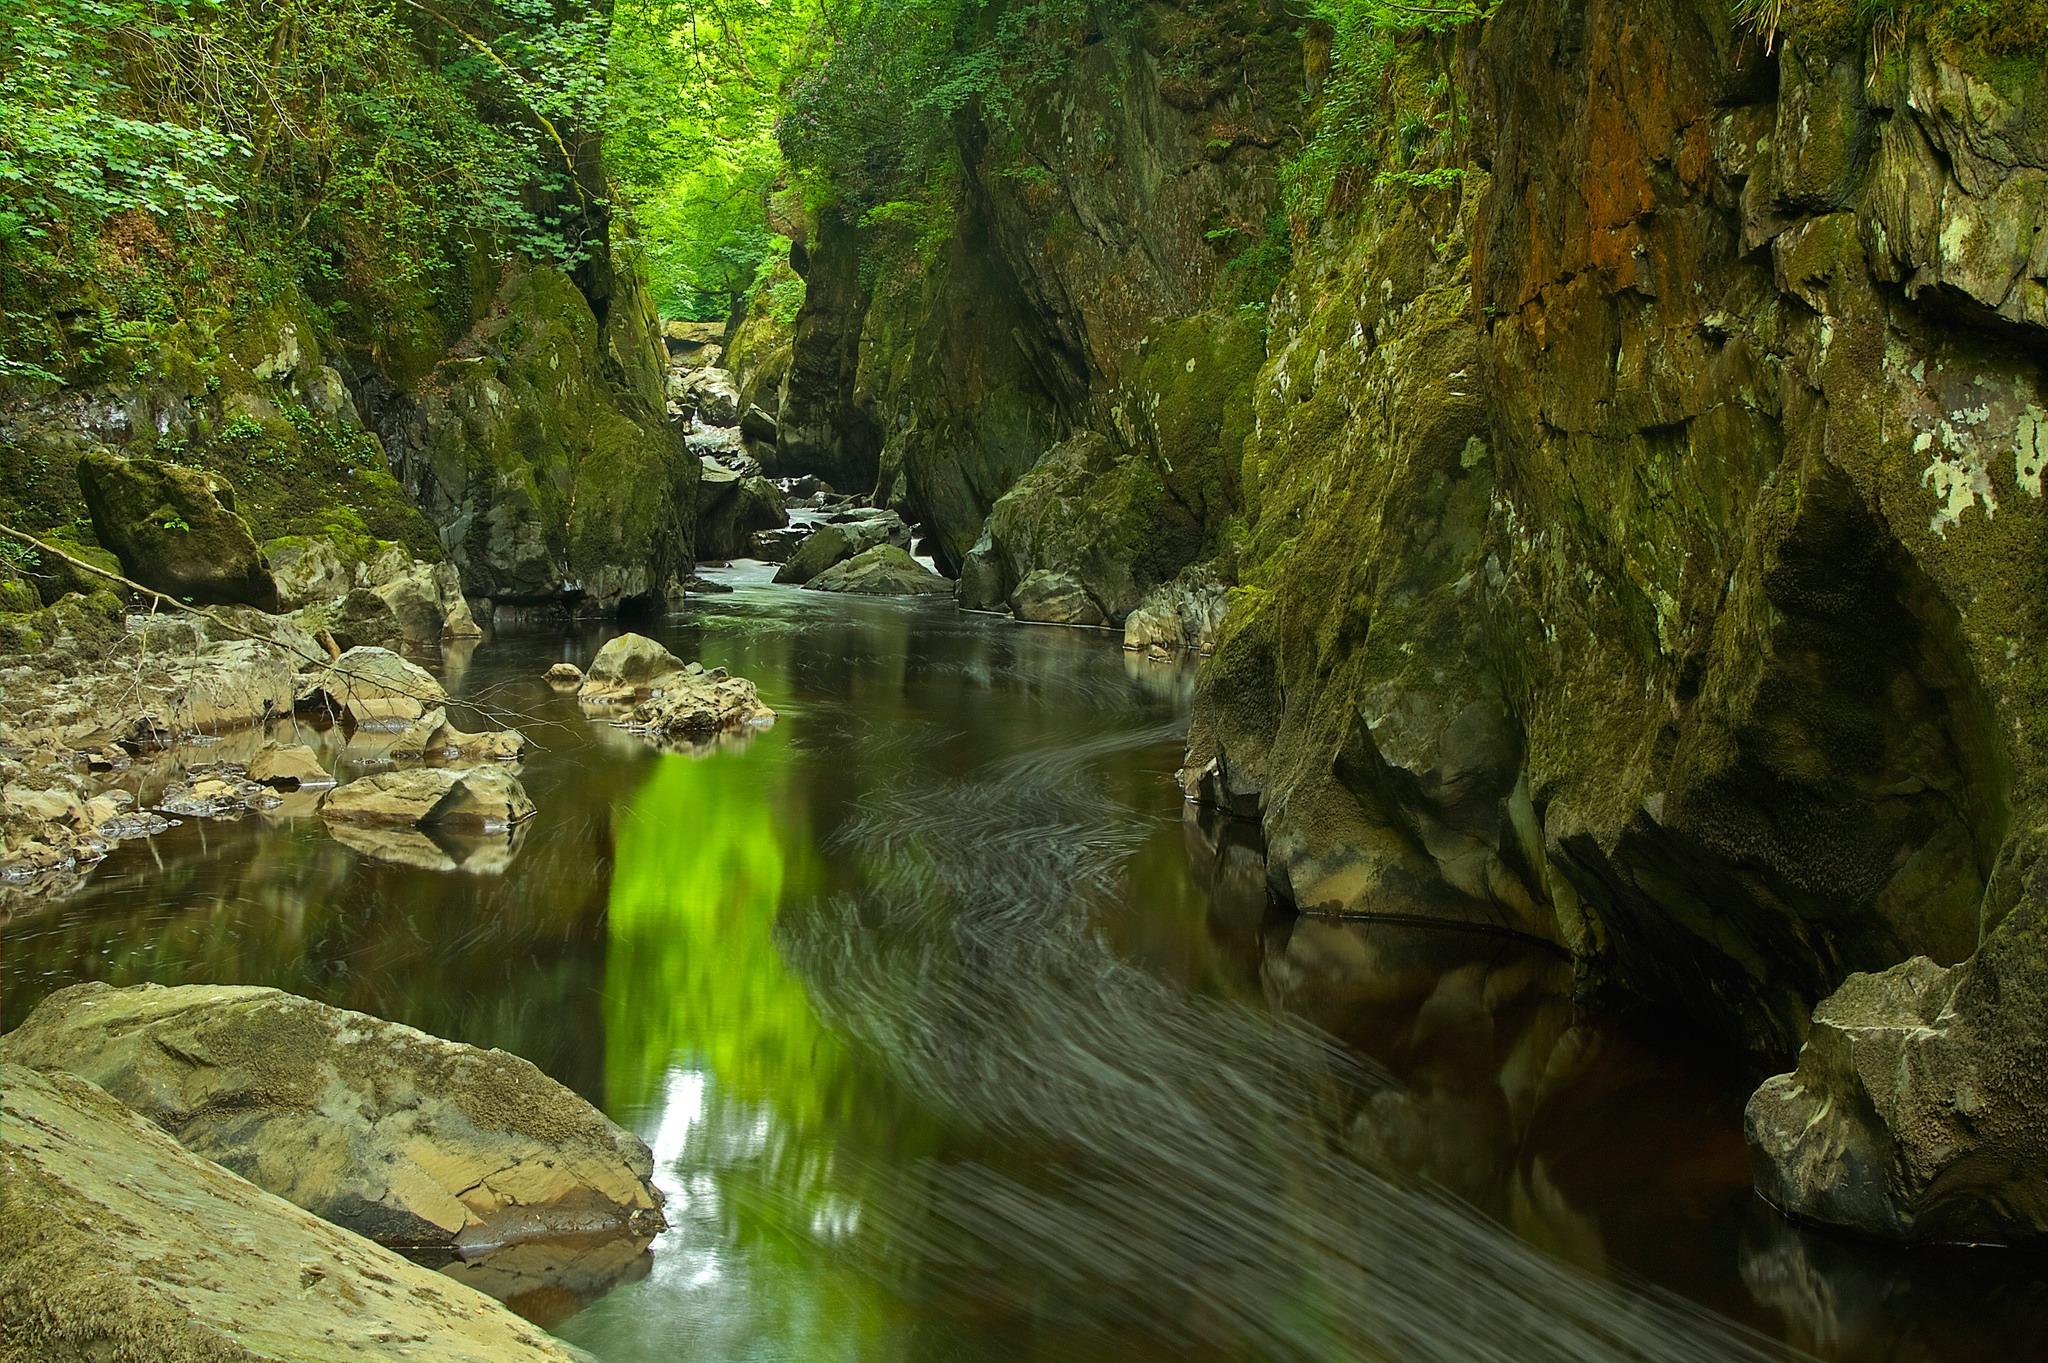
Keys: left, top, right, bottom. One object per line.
{"left": 5, "top": 564, "right": 2042, "bottom": 1362}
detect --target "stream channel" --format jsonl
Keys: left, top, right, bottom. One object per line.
{"left": 6, "top": 563, "right": 2044, "bottom": 1363}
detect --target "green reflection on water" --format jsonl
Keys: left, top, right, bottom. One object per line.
{"left": 566, "top": 729, "right": 910, "bottom": 1363}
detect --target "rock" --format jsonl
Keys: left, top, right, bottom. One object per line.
{"left": 803, "top": 544, "right": 954, "bottom": 596}
{"left": 389, "top": 708, "right": 525, "bottom": 762}
{"left": 0, "top": 1062, "right": 595, "bottom": 1363}
{"left": 772, "top": 523, "right": 858, "bottom": 584}
{"left": 695, "top": 462, "right": 789, "bottom": 561}
{"left": 749, "top": 526, "right": 810, "bottom": 562}
{"left": 1745, "top": 886, "right": 2048, "bottom": 1245}
{"left": 544, "top": 662, "right": 584, "bottom": 689}
{"left": 437, "top": 563, "right": 484, "bottom": 638}
{"left": 740, "top": 403, "right": 779, "bottom": 445}
{"left": 399, "top": 266, "right": 693, "bottom": 617}
{"left": 297, "top": 646, "right": 446, "bottom": 727}
{"left": 371, "top": 562, "right": 451, "bottom": 642}
{"left": 322, "top": 766, "right": 534, "bottom": 830}
{"left": 153, "top": 639, "right": 299, "bottom": 734}
{"left": 623, "top": 668, "right": 776, "bottom": 740}
{"left": 76, "top": 449, "right": 280, "bottom": 611}
{"left": 578, "top": 632, "right": 687, "bottom": 702}
{"left": 1010, "top": 569, "right": 1106, "bottom": 626}
{"left": 1123, "top": 570, "right": 1229, "bottom": 655}
{"left": 266, "top": 535, "right": 352, "bottom": 610}
{"left": 6, "top": 982, "right": 665, "bottom": 1252}
{"left": 247, "top": 743, "right": 334, "bottom": 789}
{"left": 685, "top": 368, "right": 742, "bottom": 426}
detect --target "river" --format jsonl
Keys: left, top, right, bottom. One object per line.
{"left": 5, "top": 564, "right": 2042, "bottom": 1362}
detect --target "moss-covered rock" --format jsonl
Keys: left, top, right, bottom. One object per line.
{"left": 75, "top": 450, "right": 278, "bottom": 610}
{"left": 396, "top": 266, "right": 695, "bottom": 613}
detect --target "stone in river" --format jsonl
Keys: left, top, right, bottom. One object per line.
{"left": 296, "top": 645, "right": 446, "bottom": 726}
{"left": 544, "top": 662, "right": 585, "bottom": 689}
{"left": 1010, "top": 569, "right": 1106, "bottom": 626}
{"left": 577, "top": 632, "right": 687, "bottom": 702}
{"left": 803, "top": 544, "right": 954, "bottom": 597}
{"left": 0, "top": 1061, "right": 596, "bottom": 1362}
{"left": 5, "top": 982, "right": 667, "bottom": 1253}
{"left": 247, "top": 742, "right": 335, "bottom": 788}
{"left": 321, "top": 765, "right": 534, "bottom": 830}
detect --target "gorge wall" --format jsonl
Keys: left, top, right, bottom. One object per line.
{"left": 770, "top": 0, "right": 2048, "bottom": 1241}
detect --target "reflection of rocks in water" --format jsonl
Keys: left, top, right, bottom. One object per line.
{"left": 1181, "top": 805, "right": 1280, "bottom": 988}
{"left": 1248, "top": 907, "right": 1759, "bottom": 1286}
{"left": 326, "top": 817, "right": 532, "bottom": 874}
{"left": 1740, "top": 1207, "right": 2048, "bottom": 1362}
{"left": 420, "top": 1230, "right": 655, "bottom": 1330}
{"left": 1118, "top": 647, "right": 1197, "bottom": 706}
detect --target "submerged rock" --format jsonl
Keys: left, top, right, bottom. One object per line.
{"left": 804, "top": 544, "right": 953, "bottom": 597}
{"left": 6, "top": 983, "right": 666, "bottom": 1252}
{"left": 321, "top": 766, "right": 534, "bottom": 830}
{"left": 156, "top": 767, "right": 283, "bottom": 821}
{"left": 1746, "top": 890, "right": 2048, "bottom": 1245}
{"left": 0, "top": 1062, "right": 593, "bottom": 1363}
{"left": 76, "top": 449, "right": 280, "bottom": 611}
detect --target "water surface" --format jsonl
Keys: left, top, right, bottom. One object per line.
{"left": 6, "top": 565, "right": 2042, "bottom": 1362}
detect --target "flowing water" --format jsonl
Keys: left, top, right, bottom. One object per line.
{"left": 5, "top": 564, "right": 2044, "bottom": 1362}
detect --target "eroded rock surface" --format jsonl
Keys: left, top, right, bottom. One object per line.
{"left": 6, "top": 983, "right": 664, "bottom": 1252}
{"left": 0, "top": 1062, "right": 595, "bottom": 1363}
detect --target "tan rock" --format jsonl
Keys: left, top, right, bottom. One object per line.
{"left": 390, "top": 708, "right": 525, "bottom": 762}
{"left": 298, "top": 646, "right": 446, "bottom": 727}
{"left": 247, "top": 743, "right": 334, "bottom": 789}
{"left": 0, "top": 1062, "right": 597, "bottom": 1362}
{"left": 577, "top": 632, "right": 685, "bottom": 702}
{"left": 6, "top": 984, "right": 665, "bottom": 1254}
{"left": 321, "top": 765, "right": 534, "bottom": 830}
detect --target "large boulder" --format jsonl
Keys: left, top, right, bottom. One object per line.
{"left": 684, "top": 368, "right": 742, "bottom": 426}
{"left": 5, "top": 982, "right": 664, "bottom": 1252}
{"left": 772, "top": 523, "right": 858, "bottom": 584}
{"left": 578, "top": 632, "right": 687, "bottom": 702}
{"left": 1122, "top": 570, "right": 1229, "bottom": 656}
{"left": 1745, "top": 886, "right": 2048, "bottom": 1245}
{"left": 322, "top": 766, "right": 535, "bottom": 830}
{"left": 694, "top": 462, "right": 788, "bottom": 561}
{"left": 804, "top": 544, "right": 953, "bottom": 596}
{"left": 75, "top": 450, "right": 279, "bottom": 610}
{"left": 1010, "top": 569, "right": 1106, "bottom": 626}
{"left": 0, "top": 1062, "right": 593, "bottom": 1363}
{"left": 623, "top": 665, "right": 776, "bottom": 740}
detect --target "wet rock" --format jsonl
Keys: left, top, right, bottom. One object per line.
{"left": 0, "top": 1062, "right": 594, "bottom": 1363}
{"left": 297, "top": 646, "right": 446, "bottom": 727}
{"left": 739, "top": 403, "right": 779, "bottom": 445}
{"left": 7, "top": 981, "right": 665, "bottom": 1254}
{"left": 1746, "top": 887, "right": 2048, "bottom": 1245}
{"left": 804, "top": 544, "right": 953, "bottom": 596}
{"left": 544, "top": 662, "right": 584, "bottom": 690}
{"left": 76, "top": 449, "right": 280, "bottom": 611}
{"left": 577, "top": 633, "right": 686, "bottom": 703}
{"left": 1010, "top": 569, "right": 1106, "bottom": 626}
{"left": 322, "top": 765, "right": 534, "bottom": 830}
{"left": 247, "top": 743, "right": 334, "bottom": 789}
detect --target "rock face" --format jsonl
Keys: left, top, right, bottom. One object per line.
{"left": 392, "top": 266, "right": 697, "bottom": 615}
{"left": 803, "top": 544, "right": 953, "bottom": 596}
{"left": 322, "top": 766, "right": 535, "bottom": 830}
{"left": 75, "top": 450, "right": 279, "bottom": 610}
{"left": 6, "top": 982, "right": 664, "bottom": 1252}
{"left": 1123, "top": 570, "right": 1228, "bottom": 656}
{"left": 1746, "top": 883, "right": 2048, "bottom": 1245}
{"left": 0, "top": 1062, "right": 594, "bottom": 1363}
{"left": 694, "top": 462, "right": 788, "bottom": 561}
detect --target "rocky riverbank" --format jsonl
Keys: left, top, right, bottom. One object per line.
{"left": 1, "top": 981, "right": 669, "bottom": 1360}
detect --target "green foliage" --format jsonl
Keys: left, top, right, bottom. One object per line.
{"left": 0, "top": 0, "right": 604, "bottom": 381}
{"left": 1735, "top": 0, "right": 2048, "bottom": 57}
{"left": 1282, "top": 0, "right": 1494, "bottom": 222}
